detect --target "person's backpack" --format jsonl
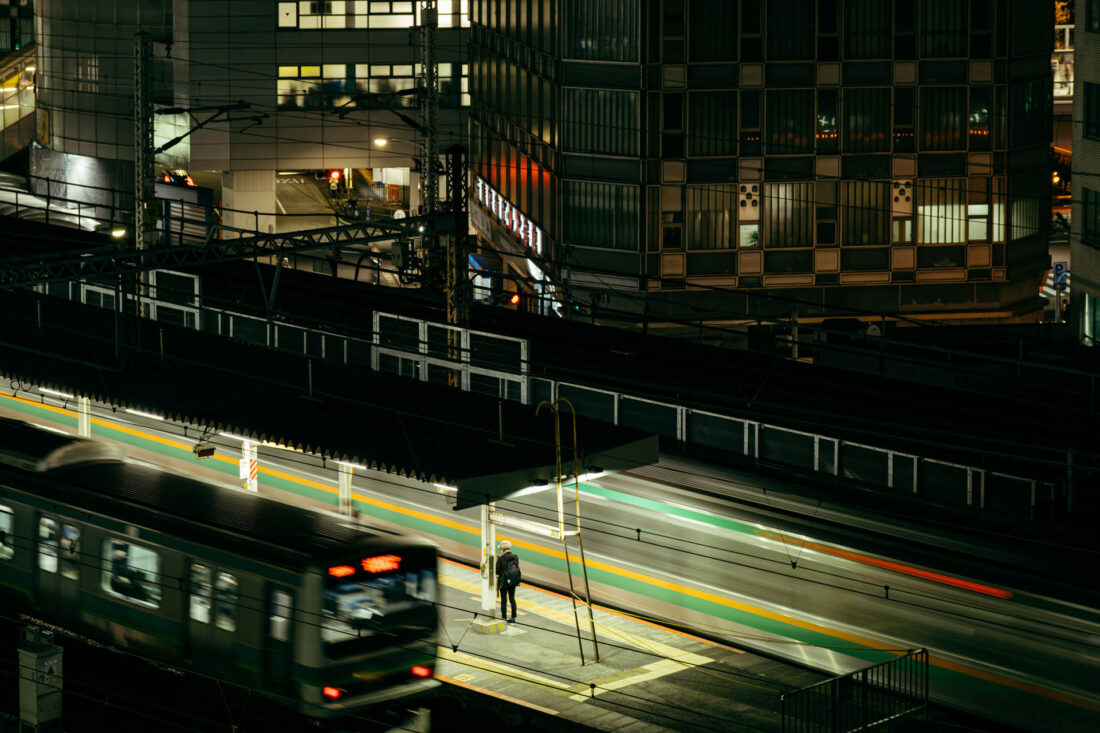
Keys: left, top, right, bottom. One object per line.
{"left": 502, "top": 554, "right": 522, "bottom": 587}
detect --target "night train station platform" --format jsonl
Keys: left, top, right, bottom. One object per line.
{"left": 431, "top": 560, "right": 821, "bottom": 733}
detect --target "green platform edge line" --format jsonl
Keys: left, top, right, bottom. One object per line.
{"left": 4, "top": 396, "right": 1086, "bottom": 719}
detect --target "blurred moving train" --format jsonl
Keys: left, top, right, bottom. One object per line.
{"left": 0, "top": 417, "right": 439, "bottom": 722}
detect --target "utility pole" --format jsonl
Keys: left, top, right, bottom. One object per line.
{"left": 133, "top": 32, "right": 156, "bottom": 254}
{"left": 446, "top": 145, "right": 471, "bottom": 386}
{"left": 132, "top": 32, "right": 156, "bottom": 327}
{"left": 415, "top": 1, "right": 441, "bottom": 294}
{"left": 416, "top": 2, "right": 439, "bottom": 218}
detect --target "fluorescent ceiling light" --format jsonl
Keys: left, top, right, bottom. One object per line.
{"left": 336, "top": 460, "right": 367, "bottom": 470}
{"left": 39, "top": 387, "right": 75, "bottom": 399}
{"left": 124, "top": 408, "right": 164, "bottom": 421}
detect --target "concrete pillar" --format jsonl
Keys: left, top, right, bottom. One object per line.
{"left": 77, "top": 397, "right": 90, "bottom": 438}
{"left": 481, "top": 502, "right": 497, "bottom": 617}
{"left": 338, "top": 463, "right": 353, "bottom": 515}
{"left": 221, "top": 170, "right": 275, "bottom": 236}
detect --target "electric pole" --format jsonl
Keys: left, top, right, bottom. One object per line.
{"left": 133, "top": 32, "right": 156, "bottom": 254}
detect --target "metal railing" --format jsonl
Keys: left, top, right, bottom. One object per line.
{"left": 781, "top": 649, "right": 929, "bottom": 732}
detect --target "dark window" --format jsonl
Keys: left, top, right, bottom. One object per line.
{"left": 562, "top": 181, "right": 640, "bottom": 251}
{"left": 1086, "top": 83, "right": 1100, "bottom": 140}
{"left": 688, "top": 91, "right": 737, "bottom": 156}
{"left": 1009, "top": 79, "right": 1053, "bottom": 148}
{"left": 38, "top": 518, "right": 58, "bottom": 574}
{"left": 562, "top": 88, "right": 640, "bottom": 156}
{"left": 816, "top": 181, "right": 837, "bottom": 245}
{"left": 102, "top": 539, "right": 162, "bottom": 609}
{"left": 689, "top": 0, "right": 737, "bottom": 61}
{"left": 919, "top": 0, "right": 967, "bottom": 57}
{"left": 1091, "top": 0, "right": 1100, "bottom": 32}
{"left": 0, "top": 505, "right": 12, "bottom": 560}
{"left": 919, "top": 87, "right": 967, "bottom": 150}
{"left": 686, "top": 185, "right": 737, "bottom": 249}
{"left": 841, "top": 181, "right": 891, "bottom": 245}
{"left": 766, "top": 90, "right": 815, "bottom": 154}
{"left": 844, "top": 0, "right": 891, "bottom": 59}
{"left": 215, "top": 572, "right": 239, "bottom": 632}
{"left": 563, "top": 0, "right": 639, "bottom": 61}
{"left": 60, "top": 524, "right": 80, "bottom": 581}
{"left": 817, "top": 90, "right": 838, "bottom": 153}
{"left": 894, "top": 88, "right": 915, "bottom": 152}
{"left": 1084, "top": 189, "right": 1100, "bottom": 247}
{"left": 741, "top": 91, "right": 762, "bottom": 155}
{"left": 844, "top": 88, "right": 891, "bottom": 153}
{"left": 766, "top": 0, "right": 815, "bottom": 60}
{"left": 190, "top": 563, "right": 212, "bottom": 623}
{"left": 663, "top": 92, "right": 683, "bottom": 130}
{"left": 969, "top": 87, "right": 991, "bottom": 150}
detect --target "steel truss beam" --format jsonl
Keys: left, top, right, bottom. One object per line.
{"left": 0, "top": 218, "right": 428, "bottom": 290}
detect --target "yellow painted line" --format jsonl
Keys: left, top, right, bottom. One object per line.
{"left": 6, "top": 393, "right": 1097, "bottom": 713}
{"left": 1, "top": 391, "right": 77, "bottom": 417}
{"left": 437, "top": 647, "right": 573, "bottom": 693}
{"left": 439, "top": 567, "right": 712, "bottom": 669}
{"left": 567, "top": 659, "right": 688, "bottom": 701}
{"left": 435, "top": 674, "right": 560, "bottom": 716}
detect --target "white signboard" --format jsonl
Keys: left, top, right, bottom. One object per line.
{"left": 474, "top": 176, "right": 544, "bottom": 257}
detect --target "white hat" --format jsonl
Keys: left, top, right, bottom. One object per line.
{"left": 498, "top": 540, "right": 512, "bottom": 550}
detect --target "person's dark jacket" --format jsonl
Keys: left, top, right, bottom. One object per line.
{"left": 497, "top": 550, "right": 520, "bottom": 588}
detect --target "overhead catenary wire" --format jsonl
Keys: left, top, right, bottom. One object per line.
{"left": 1, "top": 402, "right": 1092, "bottom": 654}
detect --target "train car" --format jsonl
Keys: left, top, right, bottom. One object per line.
{"left": 0, "top": 418, "right": 439, "bottom": 723}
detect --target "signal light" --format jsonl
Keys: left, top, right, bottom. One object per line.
{"left": 509, "top": 293, "right": 521, "bottom": 305}
{"left": 411, "top": 666, "right": 432, "bottom": 678}
{"left": 329, "top": 169, "right": 341, "bottom": 181}
{"left": 322, "top": 686, "right": 342, "bottom": 700}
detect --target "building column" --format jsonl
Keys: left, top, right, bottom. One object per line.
{"left": 222, "top": 170, "right": 276, "bottom": 236}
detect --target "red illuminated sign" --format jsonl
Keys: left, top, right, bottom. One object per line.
{"left": 361, "top": 554, "right": 401, "bottom": 573}
{"left": 328, "top": 565, "right": 355, "bottom": 578}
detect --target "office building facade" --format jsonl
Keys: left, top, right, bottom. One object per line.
{"left": 32, "top": 0, "right": 469, "bottom": 232}
{"left": 470, "top": 0, "right": 1054, "bottom": 328}
{"left": 1073, "top": 0, "right": 1100, "bottom": 343}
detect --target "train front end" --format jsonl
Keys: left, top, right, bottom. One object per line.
{"left": 300, "top": 539, "right": 439, "bottom": 722}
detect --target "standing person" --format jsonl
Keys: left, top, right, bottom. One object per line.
{"left": 496, "top": 540, "right": 521, "bottom": 623}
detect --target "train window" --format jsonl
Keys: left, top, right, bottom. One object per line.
{"left": 189, "top": 563, "right": 212, "bottom": 624}
{"left": 270, "top": 589, "right": 292, "bottom": 642}
{"left": 321, "top": 554, "right": 437, "bottom": 658}
{"left": 101, "top": 539, "right": 162, "bottom": 609}
{"left": 60, "top": 524, "right": 81, "bottom": 581}
{"left": 38, "top": 518, "right": 58, "bottom": 573}
{"left": 0, "top": 506, "right": 12, "bottom": 560}
{"left": 214, "top": 572, "right": 239, "bottom": 632}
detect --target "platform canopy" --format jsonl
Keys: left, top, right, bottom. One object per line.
{"left": 0, "top": 289, "right": 657, "bottom": 506}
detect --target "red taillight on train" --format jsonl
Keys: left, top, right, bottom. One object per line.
{"left": 411, "top": 665, "right": 432, "bottom": 678}
{"left": 322, "top": 686, "right": 343, "bottom": 700}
